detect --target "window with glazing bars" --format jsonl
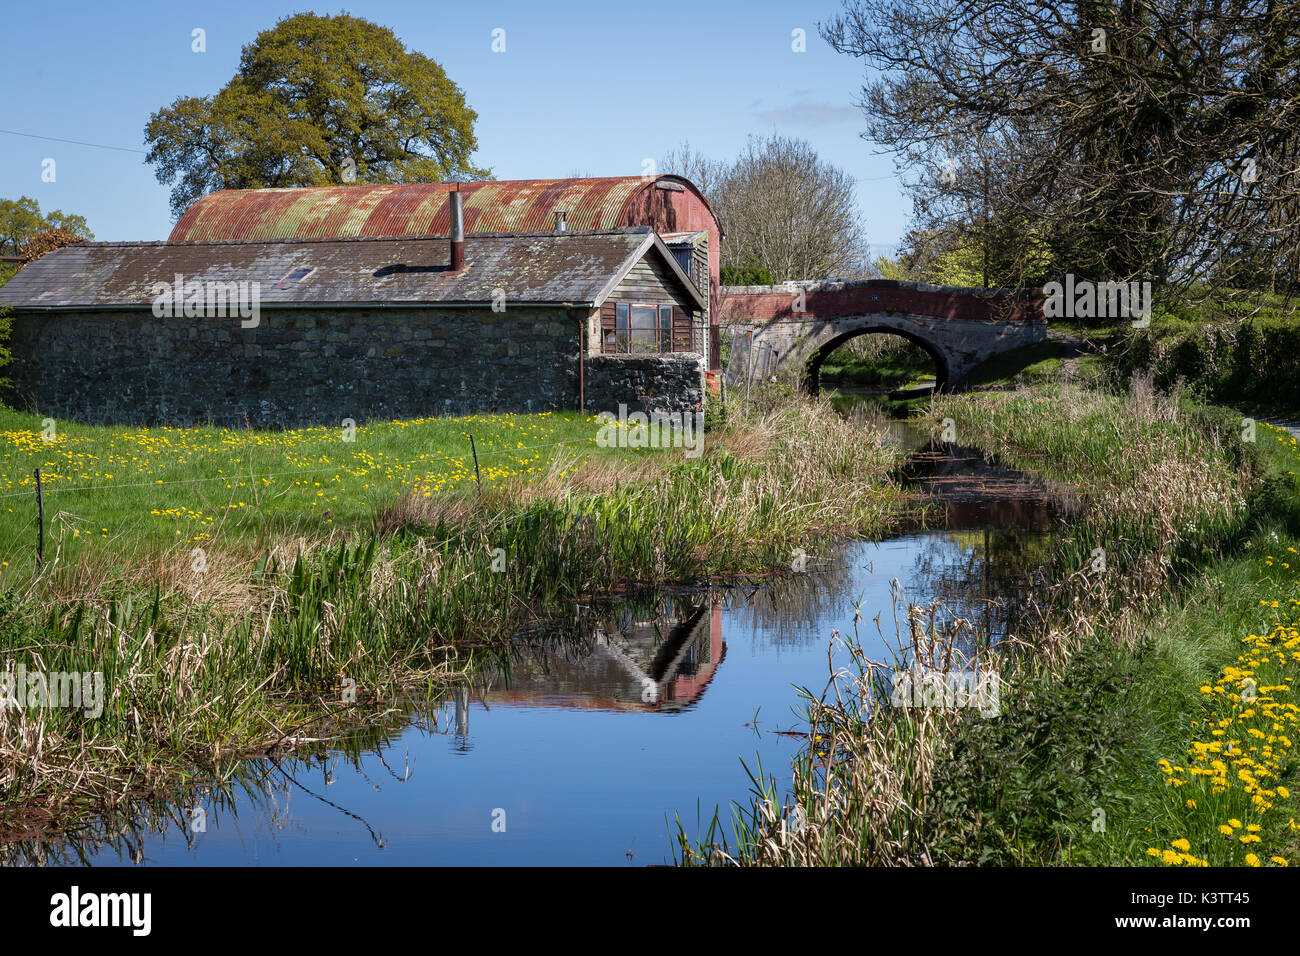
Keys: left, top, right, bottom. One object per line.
{"left": 605, "top": 302, "right": 674, "bottom": 354}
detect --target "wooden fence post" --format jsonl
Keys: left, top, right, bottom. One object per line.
{"left": 470, "top": 435, "right": 482, "bottom": 490}
{"left": 744, "top": 330, "right": 756, "bottom": 419}
{"left": 34, "top": 467, "right": 44, "bottom": 572}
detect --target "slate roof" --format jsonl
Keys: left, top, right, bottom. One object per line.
{"left": 0, "top": 227, "right": 705, "bottom": 311}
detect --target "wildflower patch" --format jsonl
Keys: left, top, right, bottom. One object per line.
{"left": 1147, "top": 605, "right": 1300, "bottom": 867}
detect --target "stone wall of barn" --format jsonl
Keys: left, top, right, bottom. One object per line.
{"left": 584, "top": 354, "right": 706, "bottom": 416}
{"left": 3, "top": 306, "right": 591, "bottom": 426}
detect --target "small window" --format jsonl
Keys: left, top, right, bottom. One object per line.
{"left": 630, "top": 305, "right": 658, "bottom": 351}
{"left": 604, "top": 302, "right": 686, "bottom": 355}
{"left": 615, "top": 301, "right": 630, "bottom": 350}
{"left": 281, "top": 267, "right": 315, "bottom": 283}
{"left": 671, "top": 248, "right": 692, "bottom": 278}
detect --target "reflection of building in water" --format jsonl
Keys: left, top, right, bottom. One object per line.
{"left": 452, "top": 686, "right": 472, "bottom": 753}
{"left": 451, "top": 599, "right": 723, "bottom": 732}
{"left": 901, "top": 438, "right": 1071, "bottom": 646}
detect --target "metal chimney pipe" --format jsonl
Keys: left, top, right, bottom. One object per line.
{"left": 555, "top": 210, "right": 567, "bottom": 232}
{"left": 449, "top": 187, "right": 465, "bottom": 272}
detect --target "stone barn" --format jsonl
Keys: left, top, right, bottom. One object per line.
{"left": 0, "top": 207, "right": 708, "bottom": 427}
{"left": 169, "top": 176, "right": 725, "bottom": 369}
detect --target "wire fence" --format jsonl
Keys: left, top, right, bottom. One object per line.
{"left": 0, "top": 432, "right": 614, "bottom": 503}
{"left": 0, "top": 428, "right": 635, "bottom": 569}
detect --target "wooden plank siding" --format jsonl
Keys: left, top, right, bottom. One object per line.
{"left": 672, "top": 305, "right": 692, "bottom": 352}
{"left": 691, "top": 240, "right": 709, "bottom": 354}
{"left": 691, "top": 243, "right": 709, "bottom": 298}
{"left": 600, "top": 301, "right": 616, "bottom": 349}
{"left": 611, "top": 256, "right": 683, "bottom": 305}
{"left": 666, "top": 237, "right": 711, "bottom": 354}
{"left": 598, "top": 250, "right": 701, "bottom": 355}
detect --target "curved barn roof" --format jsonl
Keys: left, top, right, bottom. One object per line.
{"left": 168, "top": 176, "right": 719, "bottom": 243}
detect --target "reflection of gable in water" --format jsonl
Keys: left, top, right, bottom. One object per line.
{"left": 486, "top": 602, "right": 724, "bottom": 713}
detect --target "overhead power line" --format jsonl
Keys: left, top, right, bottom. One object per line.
{"left": 0, "top": 128, "right": 147, "bottom": 155}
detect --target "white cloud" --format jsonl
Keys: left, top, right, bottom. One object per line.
{"left": 755, "top": 99, "right": 860, "bottom": 127}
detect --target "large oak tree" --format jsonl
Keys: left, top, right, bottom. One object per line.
{"left": 145, "top": 13, "right": 489, "bottom": 217}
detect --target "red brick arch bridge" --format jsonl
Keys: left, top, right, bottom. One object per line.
{"left": 720, "top": 280, "right": 1047, "bottom": 391}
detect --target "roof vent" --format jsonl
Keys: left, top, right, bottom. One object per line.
{"left": 449, "top": 187, "right": 465, "bottom": 272}
{"left": 555, "top": 210, "right": 567, "bottom": 232}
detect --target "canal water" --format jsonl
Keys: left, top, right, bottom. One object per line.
{"left": 9, "top": 428, "right": 1064, "bottom": 867}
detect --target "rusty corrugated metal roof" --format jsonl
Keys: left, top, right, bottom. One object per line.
{"left": 0, "top": 227, "right": 707, "bottom": 310}
{"left": 169, "top": 178, "right": 665, "bottom": 242}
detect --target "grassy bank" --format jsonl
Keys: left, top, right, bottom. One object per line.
{"left": 676, "top": 379, "right": 1299, "bottom": 866}
{"left": 819, "top": 335, "right": 936, "bottom": 391}
{"left": 0, "top": 408, "right": 623, "bottom": 579}
{"left": 925, "top": 419, "right": 1300, "bottom": 866}
{"left": 0, "top": 391, "right": 905, "bottom": 832}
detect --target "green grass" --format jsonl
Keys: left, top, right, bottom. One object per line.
{"left": 1116, "top": 298, "right": 1300, "bottom": 418}
{"left": 927, "top": 546, "right": 1300, "bottom": 864}
{"left": 678, "top": 380, "right": 1283, "bottom": 866}
{"left": 926, "top": 421, "right": 1300, "bottom": 866}
{"left": 961, "top": 340, "right": 1068, "bottom": 388}
{"left": 0, "top": 407, "right": 646, "bottom": 582}
{"left": 819, "top": 346, "right": 936, "bottom": 391}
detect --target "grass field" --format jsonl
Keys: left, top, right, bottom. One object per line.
{"left": 921, "top": 421, "right": 1300, "bottom": 866}
{"left": 0, "top": 407, "right": 640, "bottom": 581}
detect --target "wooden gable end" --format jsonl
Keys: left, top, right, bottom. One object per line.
{"left": 608, "top": 248, "right": 697, "bottom": 312}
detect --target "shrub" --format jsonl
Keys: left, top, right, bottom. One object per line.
{"left": 1123, "top": 316, "right": 1300, "bottom": 412}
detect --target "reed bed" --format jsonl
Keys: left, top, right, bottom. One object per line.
{"left": 675, "top": 587, "right": 1011, "bottom": 866}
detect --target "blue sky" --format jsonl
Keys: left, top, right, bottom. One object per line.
{"left": 0, "top": 0, "right": 908, "bottom": 249}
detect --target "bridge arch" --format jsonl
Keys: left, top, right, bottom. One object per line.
{"left": 803, "top": 323, "right": 951, "bottom": 396}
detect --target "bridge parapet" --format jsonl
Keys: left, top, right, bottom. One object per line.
{"left": 721, "top": 279, "right": 1045, "bottom": 324}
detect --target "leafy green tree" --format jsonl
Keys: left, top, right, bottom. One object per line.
{"left": 0, "top": 196, "right": 94, "bottom": 255}
{"left": 145, "top": 12, "right": 490, "bottom": 217}
{"left": 872, "top": 256, "right": 917, "bottom": 282}
{"left": 0, "top": 198, "right": 41, "bottom": 255}
{"left": 889, "top": 222, "right": 1053, "bottom": 290}
{"left": 42, "top": 210, "right": 92, "bottom": 238}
